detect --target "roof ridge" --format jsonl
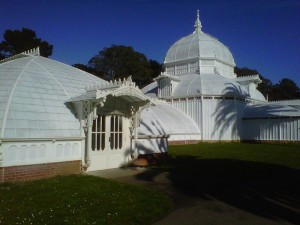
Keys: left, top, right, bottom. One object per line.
{"left": 0, "top": 47, "right": 40, "bottom": 64}
{"left": 0, "top": 57, "right": 35, "bottom": 137}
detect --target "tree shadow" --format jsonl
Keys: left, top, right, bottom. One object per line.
{"left": 212, "top": 82, "right": 248, "bottom": 140}
{"left": 135, "top": 156, "right": 300, "bottom": 224}
{"left": 135, "top": 119, "right": 168, "bottom": 155}
{"left": 241, "top": 104, "right": 300, "bottom": 141}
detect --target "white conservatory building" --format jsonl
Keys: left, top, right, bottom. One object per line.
{"left": 0, "top": 48, "right": 153, "bottom": 182}
{"left": 0, "top": 47, "right": 199, "bottom": 182}
{"left": 0, "top": 11, "right": 299, "bottom": 183}
{"left": 141, "top": 10, "right": 300, "bottom": 142}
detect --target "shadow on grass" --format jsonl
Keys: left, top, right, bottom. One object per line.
{"left": 135, "top": 156, "right": 300, "bottom": 224}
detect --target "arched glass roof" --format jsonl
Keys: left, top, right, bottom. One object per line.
{"left": 0, "top": 55, "right": 104, "bottom": 138}
{"left": 138, "top": 103, "right": 200, "bottom": 136}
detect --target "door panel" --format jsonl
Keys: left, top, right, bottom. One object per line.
{"left": 88, "top": 115, "right": 127, "bottom": 171}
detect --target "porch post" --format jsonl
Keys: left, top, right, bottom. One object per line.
{"left": 134, "top": 112, "right": 138, "bottom": 156}
{"left": 84, "top": 110, "right": 93, "bottom": 169}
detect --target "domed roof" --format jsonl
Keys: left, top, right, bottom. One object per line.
{"left": 142, "top": 73, "right": 249, "bottom": 98}
{"left": 0, "top": 53, "right": 104, "bottom": 138}
{"left": 164, "top": 11, "right": 235, "bottom": 67}
{"left": 173, "top": 74, "right": 247, "bottom": 97}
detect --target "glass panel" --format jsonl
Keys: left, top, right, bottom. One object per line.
{"left": 119, "top": 133, "right": 122, "bottom": 149}
{"left": 91, "top": 133, "right": 95, "bottom": 151}
{"left": 101, "top": 133, "right": 105, "bottom": 150}
{"left": 119, "top": 117, "right": 122, "bottom": 131}
{"left": 115, "top": 116, "right": 118, "bottom": 132}
{"left": 91, "top": 115, "right": 106, "bottom": 151}
{"left": 110, "top": 133, "right": 114, "bottom": 149}
{"left": 115, "top": 133, "right": 118, "bottom": 149}
{"left": 97, "top": 133, "right": 100, "bottom": 151}
{"left": 101, "top": 116, "right": 105, "bottom": 132}
{"left": 92, "top": 119, "right": 96, "bottom": 132}
{"left": 97, "top": 116, "right": 101, "bottom": 132}
{"left": 111, "top": 116, "right": 114, "bottom": 132}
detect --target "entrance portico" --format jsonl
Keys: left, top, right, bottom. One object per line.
{"left": 67, "top": 77, "right": 151, "bottom": 171}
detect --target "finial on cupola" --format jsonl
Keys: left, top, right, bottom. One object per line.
{"left": 193, "top": 10, "right": 202, "bottom": 34}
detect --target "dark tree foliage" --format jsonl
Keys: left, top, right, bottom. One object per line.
{"left": 72, "top": 64, "right": 103, "bottom": 77}
{"left": 149, "top": 59, "right": 163, "bottom": 79}
{"left": 0, "top": 28, "right": 53, "bottom": 58}
{"left": 88, "top": 45, "right": 153, "bottom": 87}
{"left": 269, "top": 78, "right": 300, "bottom": 101}
{"left": 235, "top": 67, "right": 299, "bottom": 101}
{"left": 0, "top": 53, "right": 5, "bottom": 60}
{"left": 234, "top": 67, "right": 273, "bottom": 98}
{"left": 234, "top": 67, "right": 259, "bottom": 77}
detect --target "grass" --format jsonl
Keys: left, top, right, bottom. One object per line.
{"left": 0, "top": 175, "right": 172, "bottom": 225}
{"left": 1, "top": 142, "right": 299, "bottom": 225}
{"left": 159, "top": 142, "right": 300, "bottom": 181}
{"left": 168, "top": 142, "right": 300, "bottom": 169}
{"left": 149, "top": 142, "right": 300, "bottom": 224}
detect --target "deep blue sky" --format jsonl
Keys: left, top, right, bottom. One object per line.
{"left": 1, "top": 0, "right": 299, "bottom": 86}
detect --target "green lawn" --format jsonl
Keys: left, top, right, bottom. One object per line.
{"left": 0, "top": 175, "right": 172, "bottom": 225}
{"left": 156, "top": 142, "right": 300, "bottom": 224}
{"left": 1, "top": 142, "right": 299, "bottom": 225}
{"left": 157, "top": 142, "right": 300, "bottom": 188}
{"left": 169, "top": 142, "right": 300, "bottom": 169}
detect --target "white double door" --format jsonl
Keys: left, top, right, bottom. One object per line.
{"left": 88, "top": 115, "right": 129, "bottom": 171}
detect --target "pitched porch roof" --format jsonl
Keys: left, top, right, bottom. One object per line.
{"left": 66, "top": 77, "right": 152, "bottom": 106}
